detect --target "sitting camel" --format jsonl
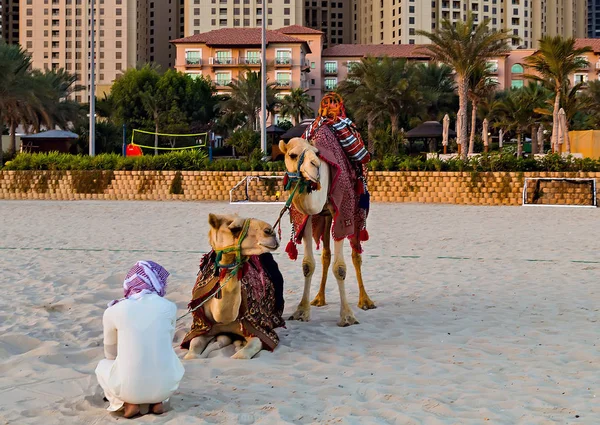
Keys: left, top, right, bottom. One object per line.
{"left": 279, "top": 135, "right": 375, "bottom": 328}
{"left": 181, "top": 213, "right": 285, "bottom": 360}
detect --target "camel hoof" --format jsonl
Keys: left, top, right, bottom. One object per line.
{"left": 337, "top": 313, "right": 359, "bottom": 327}
{"left": 358, "top": 297, "right": 376, "bottom": 310}
{"left": 289, "top": 308, "right": 310, "bottom": 322}
{"left": 310, "top": 295, "right": 327, "bottom": 307}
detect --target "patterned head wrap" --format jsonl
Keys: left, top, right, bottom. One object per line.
{"left": 108, "top": 260, "right": 170, "bottom": 307}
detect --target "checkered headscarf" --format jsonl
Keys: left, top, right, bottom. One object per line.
{"left": 108, "top": 260, "right": 170, "bottom": 307}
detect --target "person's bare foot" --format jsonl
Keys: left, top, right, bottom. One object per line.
{"left": 150, "top": 402, "right": 164, "bottom": 415}
{"left": 123, "top": 403, "right": 141, "bottom": 418}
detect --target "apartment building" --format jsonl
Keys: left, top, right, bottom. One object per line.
{"left": 19, "top": 0, "right": 183, "bottom": 102}
{"left": 353, "top": 0, "right": 588, "bottom": 49}
{"left": 1, "top": 0, "right": 19, "bottom": 44}
{"left": 302, "top": 0, "right": 352, "bottom": 47}
{"left": 321, "top": 39, "right": 600, "bottom": 93}
{"left": 590, "top": 0, "right": 600, "bottom": 38}
{"left": 184, "top": 0, "right": 303, "bottom": 36}
{"left": 171, "top": 25, "right": 323, "bottom": 113}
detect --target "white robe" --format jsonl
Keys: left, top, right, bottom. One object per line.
{"left": 95, "top": 294, "right": 185, "bottom": 411}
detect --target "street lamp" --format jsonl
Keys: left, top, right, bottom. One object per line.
{"left": 260, "top": 7, "right": 267, "bottom": 157}
{"left": 89, "top": 0, "right": 96, "bottom": 156}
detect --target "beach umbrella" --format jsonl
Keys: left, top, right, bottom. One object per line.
{"left": 558, "top": 108, "right": 569, "bottom": 154}
{"left": 442, "top": 114, "right": 450, "bottom": 154}
{"left": 537, "top": 124, "right": 544, "bottom": 154}
{"left": 482, "top": 118, "right": 489, "bottom": 153}
{"left": 498, "top": 128, "right": 504, "bottom": 151}
{"left": 456, "top": 111, "right": 465, "bottom": 155}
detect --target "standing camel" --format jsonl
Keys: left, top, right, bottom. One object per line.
{"left": 279, "top": 135, "right": 375, "bottom": 328}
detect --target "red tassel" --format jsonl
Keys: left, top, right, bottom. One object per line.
{"left": 359, "top": 229, "right": 369, "bottom": 241}
{"left": 285, "top": 240, "right": 298, "bottom": 260}
{"left": 283, "top": 174, "right": 289, "bottom": 188}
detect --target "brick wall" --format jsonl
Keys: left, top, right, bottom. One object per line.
{"left": 0, "top": 170, "right": 597, "bottom": 205}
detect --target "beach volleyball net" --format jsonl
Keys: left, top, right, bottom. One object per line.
{"left": 229, "top": 176, "right": 285, "bottom": 204}
{"left": 522, "top": 178, "right": 597, "bottom": 208}
{"left": 130, "top": 129, "right": 208, "bottom": 152}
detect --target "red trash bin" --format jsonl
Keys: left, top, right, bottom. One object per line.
{"left": 126, "top": 144, "right": 143, "bottom": 157}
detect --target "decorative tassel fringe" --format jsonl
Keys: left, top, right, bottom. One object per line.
{"left": 359, "top": 192, "right": 370, "bottom": 210}
{"left": 359, "top": 229, "right": 369, "bottom": 242}
{"left": 285, "top": 240, "right": 298, "bottom": 260}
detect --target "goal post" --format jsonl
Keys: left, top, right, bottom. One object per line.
{"left": 522, "top": 177, "right": 597, "bottom": 208}
{"left": 229, "top": 175, "right": 285, "bottom": 204}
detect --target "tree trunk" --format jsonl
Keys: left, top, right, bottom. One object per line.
{"left": 469, "top": 99, "right": 477, "bottom": 155}
{"left": 551, "top": 90, "right": 561, "bottom": 153}
{"left": 457, "top": 78, "right": 469, "bottom": 161}
{"left": 517, "top": 133, "right": 523, "bottom": 159}
{"left": 531, "top": 126, "right": 537, "bottom": 155}
{"left": 564, "top": 120, "right": 571, "bottom": 154}
{"left": 154, "top": 120, "right": 159, "bottom": 156}
{"left": 390, "top": 114, "right": 399, "bottom": 139}
{"left": 367, "top": 118, "right": 375, "bottom": 155}
{"left": 9, "top": 120, "right": 17, "bottom": 154}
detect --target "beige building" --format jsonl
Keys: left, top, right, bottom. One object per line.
{"left": 19, "top": 0, "right": 182, "bottom": 102}
{"left": 172, "top": 25, "right": 323, "bottom": 115}
{"left": 353, "top": 0, "right": 588, "bottom": 49}
{"left": 184, "top": 0, "right": 303, "bottom": 36}
{"left": 1, "top": 0, "right": 19, "bottom": 44}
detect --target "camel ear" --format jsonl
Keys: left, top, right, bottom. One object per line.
{"left": 279, "top": 140, "right": 288, "bottom": 154}
{"left": 208, "top": 213, "right": 222, "bottom": 229}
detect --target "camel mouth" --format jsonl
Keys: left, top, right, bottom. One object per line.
{"left": 258, "top": 241, "right": 280, "bottom": 251}
{"left": 304, "top": 171, "right": 320, "bottom": 183}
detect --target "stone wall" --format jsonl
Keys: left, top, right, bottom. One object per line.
{"left": 0, "top": 170, "right": 597, "bottom": 205}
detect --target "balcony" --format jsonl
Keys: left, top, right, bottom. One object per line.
{"left": 275, "top": 80, "right": 292, "bottom": 89}
{"left": 214, "top": 79, "right": 232, "bottom": 88}
{"left": 275, "top": 57, "right": 292, "bottom": 67}
{"left": 185, "top": 58, "right": 202, "bottom": 67}
{"left": 239, "top": 57, "right": 261, "bottom": 66}
{"left": 209, "top": 57, "right": 236, "bottom": 66}
{"left": 324, "top": 67, "right": 338, "bottom": 75}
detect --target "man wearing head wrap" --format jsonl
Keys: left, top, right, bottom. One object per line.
{"left": 95, "top": 261, "right": 185, "bottom": 418}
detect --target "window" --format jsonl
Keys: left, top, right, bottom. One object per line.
{"left": 276, "top": 72, "right": 292, "bottom": 87}
{"left": 511, "top": 63, "right": 524, "bottom": 73}
{"left": 244, "top": 50, "right": 260, "bottom": 64}
{"left": 215, "top": 50, "right": 232, "bottom": 64}
{"left": 215, "top": 72, "right": 231, "bottom": 86}
{"left": 511, "top": 79, "right": 524, "bottom": 88}
{"left": 324, "top": 78, "right": 337, "bottom": 91}
{"left": 574, "top": 73, "right": 588, "bottom": 84}
{"left": 487, "top": 60, "right": 498, "bottom": 73}
{"left": 275, "top": 49, "right": 291, "bottom": 65}
{"left": 186, "top": 50, "right": 202, "bottom": 65}
{"left": 324, "top": 61, "right": 337, "bottom": 74}
{"left": 186, "top": 72, "right": 202, "bottom": 80}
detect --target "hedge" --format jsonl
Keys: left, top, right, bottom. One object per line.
{"left": 3, "top": 151, "right": 600, "bottom": 173}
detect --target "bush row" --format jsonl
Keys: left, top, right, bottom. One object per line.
{"left": 3, "top": 151, "right": 600, "bottom": 173}
{"left": 1, "top": 151, "right": 286, "bottom": 172}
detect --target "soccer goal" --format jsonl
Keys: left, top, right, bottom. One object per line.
{"left": 522, "top": 178, "right": 597, "bottom": 208}
{"left": 130, "top": 129, "right": 208, "bottom": 152}
{"left": 229, "top": 176, "right": 285, "bottom": 204}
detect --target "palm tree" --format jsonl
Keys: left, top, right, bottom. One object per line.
{"left": 467, "top": 64, "right": 498, "bottom": 154}
{"left": 338, "top": 56, "right": 423, "bottom": 153}
{"left": 279, "top": 88, "right": 314, "bottom": 125}
{"left": 0, "top": 42, "right": 39, "bottom": 157}
{"left": 140, "top": 91, "right": 161, "bottom": 155}
{"left": 585, "top": 80, "right": 600, "bottom": 128}
{"left": 418, "top": 13, "right": 512, "bottom": 160}
{"left": 418, "top": 63, "right": 457, "bottom": 121}
{"left": 524, "top": 36, "right": 592, "bottom": 153}
{"left": 220, "top": 71, "right": 277, "bottom": 131}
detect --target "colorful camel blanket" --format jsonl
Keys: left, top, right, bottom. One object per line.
{"left": 180, "top": 251, "right": 285, "bottom": 351}
{"left": 287, "top": 124, "right": 369, "bottom": 259}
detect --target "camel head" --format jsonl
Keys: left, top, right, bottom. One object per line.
{"left": 208, "top": 213, "right": 279, "bottom": 257}
{"left": 279, "top": 137, "right": 321, "bottom": 183}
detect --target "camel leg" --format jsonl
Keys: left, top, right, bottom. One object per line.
{"left": 231, "top": 336, "right": 263, "bottom": 359}
{"left": 184, "top": 335, "right": 215, "bottom": 360}
{"left": 289, "top": 217, "right": 315, "bottom": 322}
{"left": 333, "top": 240, "right": 359, "bottom": 327}
{"left": 311, "top": 214, "right": 332, "bottom": 307}
{"left": 198, "top": 334, "right": 233, "bottom": 358}
{"left": 352, "top": 249, "right": 376, "bottom": 310}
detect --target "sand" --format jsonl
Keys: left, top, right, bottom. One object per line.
{"left": 0, "top": 200, "right": 598, "bottom": 425}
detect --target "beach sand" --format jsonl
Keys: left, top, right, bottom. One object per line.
{"left": 0, "top": 201, "right": 598, "bottom": 425}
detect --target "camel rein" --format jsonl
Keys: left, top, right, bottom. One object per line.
{"left": 176, "top": 219, "right": 251, "bottom": 323}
